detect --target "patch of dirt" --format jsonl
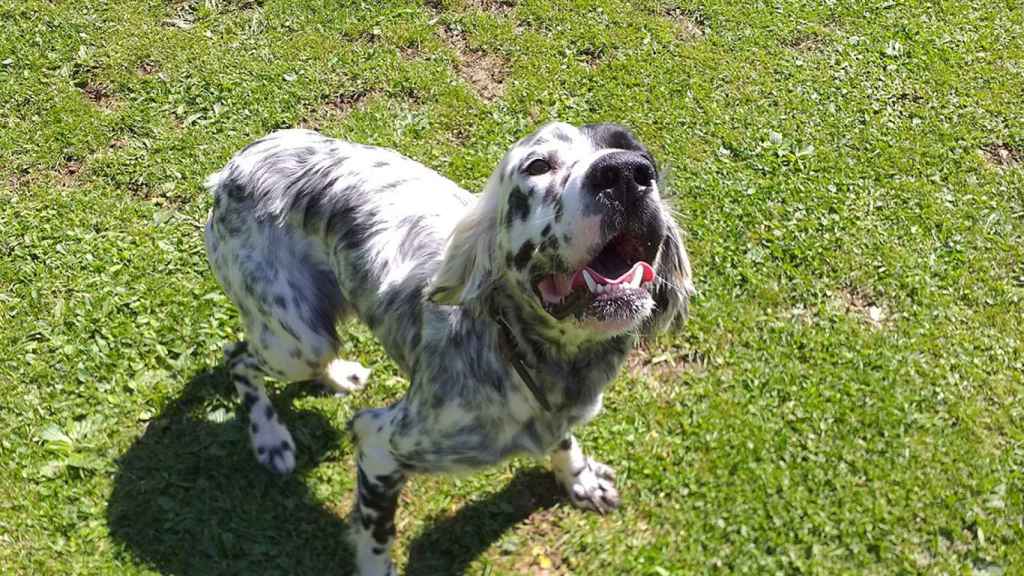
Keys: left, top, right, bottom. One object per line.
{"left": 627, "top": 345, "right": 706, "bottom": 381}
{"left": 57, "top": 160, "right": 84, "bottom": 187}
{"left": 981, "top": 143, "right": 1021, "bottom": 169}
{"left": 467, "top": 0, "right": 515, "bottom": 15}
{"left": 298, "top": 90, "right": 378, "bottom": 130}
{"left": 787, "top": 34, "right": 824, "bottom": 52}
{"left": 836, "top": 287, "right": 888, "bottom": 328}
{"left": 81, "top": 82, "right": 117, "bottom": 110}
{"left": 137, "top": 60, "right": 160, "bottom": 77}
{"left": 459, "top": 52, "right": 507, "bottom": 101}
{"left": 664, "top": 7, "right": 706, "bottom": 40}
{"left": 440, "top": 25, "right": 508, "bottom": 102}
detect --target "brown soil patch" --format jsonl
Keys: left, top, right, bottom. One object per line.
{"left": 440, "top": 25, "right": 508, "bottom": 102}
{"left": 787, "top": 34, "right": 824, "bottom": 52}
{"left": 664, "top": 8, "right": 706, "bottom": 40}
{"left": 837, "top": 287, "right": 887, "bottom": 327}
{"left": 57, "top": 160, "right": 83, "bottom": 187}
{"left": 459, "top": 51, "right": 507, "bottom": 101}
{"left": 81, "top": 82, "right": 116, "bottom": 110}
{"left": 628, "top": 345, "right": 706, "bottom": 381}
{"left": 137, "top": 60, "right": 160, "bottom": 77}
{"left": 467, "top": 0, "right": 515, "bottom": 15}
{"left": 981, "top": 143, "right": 1021, "bottom": 169}
{"left": 299, "top": 90, "right": 378, "bottom": 130}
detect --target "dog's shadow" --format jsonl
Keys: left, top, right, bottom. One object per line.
{"left": 107, "top": 366, "right": 559, "bottom": 575}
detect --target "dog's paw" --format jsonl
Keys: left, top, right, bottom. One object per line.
{"left": 250, "top": 418, "right": 296, "bottom": 475}
{"left": 322, "top": 359, "right": 371, "bottom": 396}
{"left": 562, "top": 458, "right": 620, "bottom": 514}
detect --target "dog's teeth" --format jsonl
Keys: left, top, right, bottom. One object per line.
{"left": 582, "top": 270, "right": 598, "bottom": 293}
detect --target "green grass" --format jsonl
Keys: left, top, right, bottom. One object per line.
{"left": 2, "top": 0, "right": 1023, "bottom": 573}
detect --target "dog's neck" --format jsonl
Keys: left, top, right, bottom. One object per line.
{"left": 486, "top": 286, "right": 634, "bottom": 413}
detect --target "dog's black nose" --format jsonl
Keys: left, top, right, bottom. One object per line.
{"left": 584, "top": 151, "right": 656, "bottom": 205}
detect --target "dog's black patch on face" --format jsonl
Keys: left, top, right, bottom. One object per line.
{"left": 581, "top": 123, "right": 656, "bottom": 170}
{"left": 513, "top": 240, "right": 535, "bottom": 270}
{"left": 506, "top": 187, "right": 530, "bottom": 226}
{"left": 540, "top": 235, "right": 559, "bottom": 255}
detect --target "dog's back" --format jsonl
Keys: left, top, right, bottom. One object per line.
{"left": 205, "top": 129, "right": 473, "bottom": 373}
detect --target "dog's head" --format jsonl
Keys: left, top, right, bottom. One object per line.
{"left": 429, "top": 122, "right": 694, "bottom": 339}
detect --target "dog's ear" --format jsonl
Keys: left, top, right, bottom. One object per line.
{"left": 643, "top": 212, "right": 695, "bottom": 337}
{"left": 428, "top": 193, "right": 501, "bottom": 312}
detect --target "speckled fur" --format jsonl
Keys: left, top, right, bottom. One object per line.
{"left": 204, "top": 123, "right": 694, "bottom": 576}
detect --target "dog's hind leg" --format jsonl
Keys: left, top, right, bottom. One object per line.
{"left": 224, "top": 341, "right": 297, "bottom": 474}
{"left": 349, "top": 407, "right": 406, "bottom": 576}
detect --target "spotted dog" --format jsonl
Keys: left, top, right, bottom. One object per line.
{"left": 204, "top": 122, "right": 694, "bottom": 575}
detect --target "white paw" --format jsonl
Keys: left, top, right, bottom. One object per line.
{"left": 562, "top": 459, "right": 620, "bottom": 514}
{"left": 322, "top": 359, "right": 371, "bottom": 396}
{"left": 250, "top": 415, "right": 295, "bottom": 474}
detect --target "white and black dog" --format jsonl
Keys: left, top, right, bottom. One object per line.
{"left": 204, "top": 121, "right": 694, "bottom": 575}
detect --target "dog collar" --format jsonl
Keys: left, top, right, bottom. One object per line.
{"left": 494, "top": 314, "right": 554, "bottom": 412}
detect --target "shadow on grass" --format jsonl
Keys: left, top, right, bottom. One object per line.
{"left": 106, "top": 366, "right": 354, "bottom": 575}
{"left": 406, "top": 468, "right": 561, "bottom": 576}
{"left": 107, "top": 365, "right": 561, "bottom": 575}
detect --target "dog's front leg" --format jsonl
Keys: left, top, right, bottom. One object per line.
{"left": 350, "top": 408, "right": 405, "bottom": 576}
{"left": 550, "top": 434, "right": 620, "bottom": 514}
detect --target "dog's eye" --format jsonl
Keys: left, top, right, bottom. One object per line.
{"left": 524, "top": 158, "right": 552, "bottom": 176}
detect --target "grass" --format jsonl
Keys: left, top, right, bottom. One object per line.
{"left": 1, "top": 0, "right": 1023, "bottom": 573}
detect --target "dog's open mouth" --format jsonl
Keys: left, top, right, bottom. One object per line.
{"left": 535, "top": 233, "right": 657, "bottom": 323}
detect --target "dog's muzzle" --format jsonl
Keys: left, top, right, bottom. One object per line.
{"left": 582, "top": 150, "right": 656, "bottom": 210}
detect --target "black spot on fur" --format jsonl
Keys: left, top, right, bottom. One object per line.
{"left": 540, "top": 235, "right": 559, "bottom": 254}
{"left": 541, "top": 223, "right": 552, "bottom": 237}
{"left": 234, "top": 374, "right": 254, "bottom": 389}
{"left": 273, "top": 294, "right": 288, "bottom": 309}
{"left": 372, "top": 546, "right": 385, "bottom": 555}
{"left": 242, "top": 392, "right": 258, "bottom": 411}
{"left": 557, "top": 437, "right": 573, "bottom": 451}
{"left": 506, "top": 187, "right": 530, "bottom": 226}
{"left": 356, "top": 467, "right": 404, "bottom": 545}
{"left": 513, "top": 241, "right": 535, "bottom": 270}
{"left": 251, "top": 422, "right": 259, "bottom": 434}
{"left": 265, "top": 404, "right": 275, "bottom": 420}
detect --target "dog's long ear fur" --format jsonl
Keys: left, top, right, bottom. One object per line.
{"left": 427, "top": 180, "right": 502, "bottom": 312}
{"left": 644, "top": 212, "right": 695, "bottom": 337}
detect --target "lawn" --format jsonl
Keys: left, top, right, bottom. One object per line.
{"left": 1, "top": 0, "right": 1023, "bottom": 573}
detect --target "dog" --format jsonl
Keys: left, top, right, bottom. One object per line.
{"left": 204, "top": 121, "right": 694, "bottom": 575}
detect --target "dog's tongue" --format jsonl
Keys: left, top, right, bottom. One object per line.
{"left": 537, "top": 273, "right": 575, "bottom": 304}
